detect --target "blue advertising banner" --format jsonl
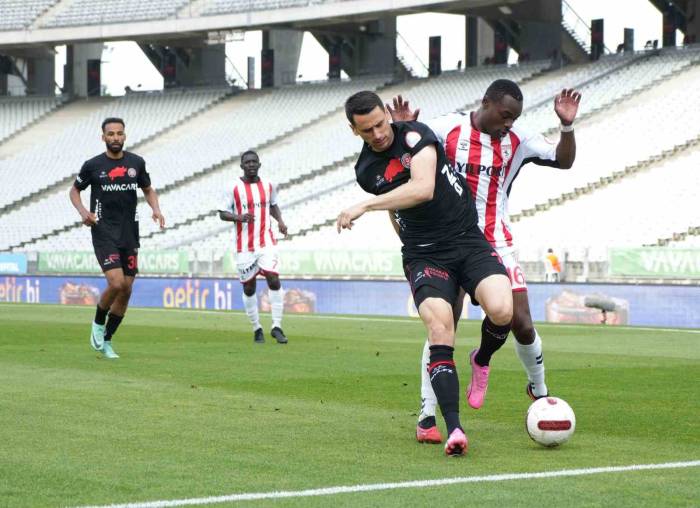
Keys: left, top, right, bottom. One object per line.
{"left": 0, "top": 254, "right": 27, "bottom": 275}
{"left": 1, "top": 276, "right": 699, "bottom": 329}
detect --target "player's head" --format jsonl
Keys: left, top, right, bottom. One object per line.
{"left": 240, "top": 150, "right": 261, "bottom": 180}
{"left": 479, "top": 79, "right": 523, "bottom": 139}
{"left": 345, "top": 90, "right": 393, "bottom": 152}
{"left": 101, "top": 117, "right": 126, "bottom": 155}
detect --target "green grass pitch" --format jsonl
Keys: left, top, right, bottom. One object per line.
{"left": 0, "top": 303, "right": 698, "bottom": 507}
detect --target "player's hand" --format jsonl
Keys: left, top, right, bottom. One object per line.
{"left": 278, "top": 221, "right": 288, "bottom": 236}
{"left": 336, "top": 204, "right": 366, "bottom": 233}
{"left": 237, "top": 213, "right": 255, "bottom": 223}
{"left": 80, "top": 210, "right": 97, "bottom": 227}
{"left": 387, "top": 95, "right": 420, "bottom": 122}
{"left": 554, "top": 89, "right": 582, "bottom": 126}
{"left": 152, "top": 211, "right": 165, "bottom": 229}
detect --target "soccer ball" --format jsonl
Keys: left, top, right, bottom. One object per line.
{"left": 526, "top": 397, "right": 576, "bottom": 447}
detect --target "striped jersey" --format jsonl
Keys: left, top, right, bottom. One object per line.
{"left": 427, "top": 112, "right": 559, "bottom": 250}
{"left": 219, "top": 177, "right": 278, "bottom": 253}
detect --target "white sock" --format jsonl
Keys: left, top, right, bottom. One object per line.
{"left": 269, "top": 288, "right": 284, "bottom": 329}
{"left": 242, "top": 292, "right": 261, "bottom": 331}
{"left": 419, "top": 338, "right": 438, "bottom": 421}
{"left": 514, "top": 330, "right": 548, "bottom": 397}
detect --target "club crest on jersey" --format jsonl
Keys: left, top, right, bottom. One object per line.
{"left": 404, "top": 131, "right": 421, "bottom": 148}
{"left": 128, "top": 167, "right": 137, "bottom": 178}
{"left": 400, "top": 153, "right": 412, "bottom": 168}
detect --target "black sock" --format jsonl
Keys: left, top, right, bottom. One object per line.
{"left": 475, "top": 316, "right": 511, "bottom": 366}
{"left": 428, "top": 345, "right": 461, "bottom": 435}
{"left": 418, "top": 416, "right": 437, "bottom": 429}
{"left": 104, "top": 313, "right": 124, "bottom": 342}
{"left": 94, "top": 305, "right": 108, "bottom": 325}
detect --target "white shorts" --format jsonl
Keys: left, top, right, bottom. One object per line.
{"left": 498, "top": 248, "right": 528, "bottom": 292}
{"left": 236, "top": 247, "right": 280, "bottom": 283}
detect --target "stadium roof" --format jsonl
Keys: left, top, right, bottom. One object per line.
{"left": 0, "top": 0, "right": 523, "bottom": 50}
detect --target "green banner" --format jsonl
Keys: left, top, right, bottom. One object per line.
{"left": 223, "top": 250, "right": 403, "bottom": 276}
{"left": 609, "top": 248, "right": 700, "bottom": 278}
{"left": 38, "top": 251, "right": 189, "bottom": 274}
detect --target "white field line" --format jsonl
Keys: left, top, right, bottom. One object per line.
{"left": 1, "top": 302, "right": 699, "bottom": 334}
{"left": 74, "top": 460, "right": 700, "bottom": 508}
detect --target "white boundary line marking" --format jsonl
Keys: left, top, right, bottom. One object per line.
{"left": 74, "top": 460, "right": 700, "bottom": 507}
{"left": 1, "top": 302, "right": 699, "bottom": 333}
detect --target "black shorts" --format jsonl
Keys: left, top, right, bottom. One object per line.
{"left": 403, "top": 234, "right": 507, "bottom": 309}
{"left": 93, "top": 241, "right": 139, "bottom": 276}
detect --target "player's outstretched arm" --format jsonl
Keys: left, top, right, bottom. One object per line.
{"left": 337, "top": 145, "right": 437, "bottom": 233}
{"left": 387, "top": 95, "right": 420, "bottom": 122}
{"left": 554, "top": 88, "right": 582, "bottom": 169}
{"left": 270, "top": 205, "right": 288, "bottom": 236}
{"left": 69, "top": 185, "right": 96, "bottom": 227}
{"left": 142, "top": 186, "right": 165, "bottom": 229}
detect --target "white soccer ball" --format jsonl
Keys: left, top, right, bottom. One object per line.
{"left": 526, "top": 397, "right": 576, "bottom": 447}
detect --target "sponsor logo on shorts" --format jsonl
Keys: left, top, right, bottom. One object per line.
{"left": 103, "top": 254, "right": 120, "bottom": 266}
{"left": 424, "top": 266, "right": 449, "bottom": 280}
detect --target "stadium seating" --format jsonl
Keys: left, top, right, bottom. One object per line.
{"left": 6, "top": 45, "right": 700, "bottom": 276}
{"left": 204, "top": 0, "right": 310, "bottom": 16}
{"left": 43, "top": 0, "right": 189, "bottom": 27}
{"left": 0, "top": 0, "right": 57, "bottom": 30}
{"left": 0, "top": 87, "right": 230, "bottom": 212}
{"left": 0, "top": 96, "right": 64, "bottom": 142}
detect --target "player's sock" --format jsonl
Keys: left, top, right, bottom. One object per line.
{"left": 242, "top": 293, "right": 261, "bottom": 331}
{"left": 104, "top": 312, "right": 123, "bottom": 342}
{"left": 269, "top": 288, "right": 284, "bottom": 329}
{"left": 94, "top": 305, "right": 108, "bottom": 325}
{"left": 514, "top": 330, "right": 547, "bottom": 397}
{"left": 419, "top": 339, "right": 438, "bottom": 422}
{"left": 474, "top": 316, "right": 510, "bottom": 367}
{"left": 428, "top": 345, "right": 461, "bottom": 435}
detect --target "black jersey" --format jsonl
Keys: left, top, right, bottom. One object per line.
{"left": 354, "top": 121, "right": 478, "bottom": 251}
{"left": 74, "top": 151, "right": 151, "bottom": 249}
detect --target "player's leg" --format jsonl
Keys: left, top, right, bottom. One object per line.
{"left": 260, "top": 249, "right": 286, "bottom": 344}
{"left": 512, "top": 291, "right": 548, "bottom": 399}
{"left": 502, "top": 251, "right": 549, "bottom": 399}
{"left": 417, "top": 294, "right": 467, "bottom": 455}
{"left": 90, "top": 243, "right": 126, "bottom": 352}
{"left": 238, "top": 252, "right": 263, "bottom": 342}
{"left": 100, "top": 250, "right": 138, "bottom": 358}
{"left": 466, "top": 273, "right": 512, "bottom": 408}
{"left": 418, "top": 288, "right": 464, "bottom": 443}
{"left": 97, "top": 269, "right": 131, "bottom": 359}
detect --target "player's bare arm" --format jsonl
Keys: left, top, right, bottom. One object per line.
{"left": 69, "top": 186, "right": 97, "bottom": 227}
{"left": 142, "top": 186, "right": 165, "bottom": 229}
{"left": 270, "top": 204, "right": 288, "bottom": 236}
{"left": 554, "top": 88, "right": 582, "bottom": 169}
{"left": 387, "top": 95, "right": 420, "bottom": 122}
{"left": 337, "top": 145, "right": 437, "bottom": 232}
{"left": 218, "top": 211, "right": 255, "bottom": 223}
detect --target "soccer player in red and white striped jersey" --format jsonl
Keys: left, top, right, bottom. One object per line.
{"left": 389, "top": 80, "right": 581, "bottom": 439}
{"left": 219, "top": 150, "right": 289, "bottom": 344}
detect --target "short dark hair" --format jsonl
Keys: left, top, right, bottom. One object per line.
{"left": 484, "top": 79, "right": 523, "bottom": 103}
{"left": 241, "top": 150, "right": 259, "bottom": 161}
{"left": 102, "top": 117, "right": 125, "bottom": 132}
{"left": 345, "top": 90, "right": 384, "bottom": 125}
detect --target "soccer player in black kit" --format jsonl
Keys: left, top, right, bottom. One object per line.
{"left": 69, "top": 117, "right": 165, "bottom": 359}
{"left": 337, "top": 91, "right": 513, "bottom": 456}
